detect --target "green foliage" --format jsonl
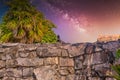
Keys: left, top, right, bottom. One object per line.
{"left": 0, "top": 0, "right": 57, "bottom": 43}
{"left": 112, "top": 65, "right": 120, "bottom": 80}
{"left": 112, "top": 49, "right": 120, "bottom": 80}
{"left": 116, "top": 49, "right": 120, "bottom": 59}
{"left": 41, "top": 30, "right": 57, "bottom": 43}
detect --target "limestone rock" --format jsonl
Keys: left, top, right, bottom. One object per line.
{"left": 16, "top": 58, "right": 43, "bottom": 67}
{"left": 0, "top": 48, "right": 5, "bottom": 53}
{"left": 75, "top": 56, "right": 83, "bottom": 69}
{"left": 36, "top": 47, "right": 61, "bottom": 57}
{"left": 44, "top": 57, "right": 58, "bottom": 65}
{"left": 0, "top": 69, "right": 5, "bottom": 78}
{"left": 103, "top": 41, "right": 120, "bottom": 51}
{"left": 34, "top": 66, "right": 60, "bottom": 80}
{"left": 92, "top": 52, "right": 108, "bottom": 65}
{"left": 66, "top": 75, "right": 74, "bottom": 80}
{"left": 60, "top": 58, "right": 74, "bottom": 67}
{"left": 68, "top": 46, "right": 80, "bottom": 57}
{"left": 68, "top": 43, "right": 87, "bottom": 57}
{"left": 85, "top": 44, "right": 95, "bottom": 53}
{"left": 61, "top": 49, "right": 69, "bottom": 57}
{"left": 16, "top": 77, "right": 34, "bottom": 80}
{"left": 59, "top": 69, "right": 69, "bottom": 76}
{"left": 0, "top": 60, "right": 5, "bottom": 68}
{"left": 23, "top": 68, "right": 33, "bottom": 77}
{"left": 95, "top": 46, "right": 103, "bottom": 52}
{"left": 19, "top": 52, "right": 29, "bottom": 58}
{"left": 6, "top": 68, "right": 22, "bottom": 77}
{"left": 2, "top": 77, "right": 16, "bottom": 80}
{"left": 0, "top": 53, "right": 6, "bottom": 60}
{"left": 6, "top": 59, "right": 17, "bottom": 68}
{"left": 2, "top": 43, "right": 19, "bottom": 48}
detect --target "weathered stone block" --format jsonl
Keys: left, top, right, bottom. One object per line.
{"left": 60, "top": 67, "right": 74, "bottom": 74}
{"left": 0, "top": 53, "right": 6, "bottom": 60}
{"left": 19, "top": 52, "right": 29, "bottom": 58}
{"left": 61, "top": 76, "right": 66, "bottom": 80}
{"left": 23, "top": 68, "right": 33, "bottom": 77}
{"left": 6, "top": 68, "right": 22, "bottom": 77}
{"left": 60, "top": 58, "right": 74, "bottom": 67}
{"left": 68, "top": 46, "right": 80, "bottom": 57}
{"left": 16, "top": 58, "right": 43, "bottom": 67}
{"left": 6, "top": 59, "right": 17, "bottom": 68}
{"left": 34, "top": 66, "right": 60, "bottom": 80}
{"left": 66, "top": 75, "right": 74, "bottom": 80}
{"left": 78, "top": 75, "right": 87, "bottom": 80}
{"left": 68, "top": 43, "right": 87, "bottom": 57}
{"left": 83, "top": 55, "right": 90, "bottom": 66}
{"left": 85, "top": 44, "right": 95, "bottom": 53}
{"left": 44, "top": 57, "right": 58, "bottom": 65}
{"left": 0, "top": 48, "right": 5, "bottom": 53}
{"left": 28, "top": 52, "right": 37, "bottom": 58}
{"left": 103, "top": 41, "right": 120, "bottom": 51}
{"left": 92, "top": 52, "right": 108, "bottom": 65}
{"left": 2, "top": 77, "right": 16, "bottom": 80}
{"left": 5, "top": 47, "right": 18, "bottom": 59}
{"left": 59, "top": 69, "right": 69, "bottom": 76}
{"left": 74, "top": 75, "right": 79, "bottom": 80}
{"left": 92, "top": 64, "right": 111, "bottom": 77}
{"left": 61, "top": 49, "right": 69, "bottom": 57}
{"left": 106, "top": 78, "right": 115, "bottom": 80}
{"left": 0, "top": 68, "right": 5, "bottom": 78}
{"left": 68, "top": 67, "right": 75, "bottom": 74}
{"left": 90, "top": 77, "right": 101, "bottom": 80}
{"left": 0, "top": 60, "right": 5, "bottom": 68}
{"left": 75, "top": 56, "right": 84, "bottom": 69}
{"left": 2, "top": 43, "right": 18, "bottom": 48}
{"left": 95, "top": 46, "right": 103, "bottom": 52}
{"left": 24, "top": 46, "right": 37, "bottom": 51}
{"left": 36, "top": 47, "right": 61, "bottom": 57}
{"left": 75, "top": 70, "right": 82, "bottom": 75}
{"left": 16, "top": 77, "right": 35, "bottom": 80}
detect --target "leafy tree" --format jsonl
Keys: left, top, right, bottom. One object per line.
{"left": 112, "top": 49, "right": 120, "bottom": 80}
{"left": 0, "top": 0, "right": 57, "bottom": 43}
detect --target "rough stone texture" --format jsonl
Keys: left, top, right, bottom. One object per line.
{"left": 0, "top": 69, "right": 5, "bottom": 78}
{"left": 0, "top": 60, "right": 5, "bottom": 68}
{"left": 6, "top": 68, "right": 22, "bottom": 77}
{"left": 16, "top": 58, "right": 43, "bottom": 67}
{"left": 85, "top": 43, "right": 95, "bottom": 53}
{"left": 0, "top": 41, "right": 119, "bottom": 80}
{"left": 34, "top": 66, "right": 60, "bottom": 80}
{"left": 60, "top": 58, "right": 74, "bottom": 67}
{"left": 44, "top": 57, "right": 58, "bottom": 65}
{"left": 36, "top": 47, "right": 61, "bottom": 57}
{"left": 22, "top": 68, "right": 33, "bottom": 77}
{"left": 68, "top": 43, "right": 87, "bottom": 57}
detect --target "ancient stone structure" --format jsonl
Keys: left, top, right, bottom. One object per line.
{"left": 0, "top": 41, "right": 120, "bottom": 80}
{"left": 97, "top": 34, "right": 120, "bottom": 42}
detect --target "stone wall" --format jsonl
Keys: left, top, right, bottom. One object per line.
{"left": 0, "top": 41, "right": 120, "bottom": 80}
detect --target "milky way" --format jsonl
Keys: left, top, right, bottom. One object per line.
{"left": 31, "top": 0, "right": 120, "bottom": 43}
{"left": 1, "top": 0, "right": 120, "bottom": 43}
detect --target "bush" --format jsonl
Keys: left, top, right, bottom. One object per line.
{"left": 112, "top": 49, "right": 120, "bottom": 80}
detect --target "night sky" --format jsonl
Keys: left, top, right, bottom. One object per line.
{"left": 1, "top": 0, "right": 120, "bottom": 43}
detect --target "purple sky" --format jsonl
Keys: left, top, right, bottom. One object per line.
{"left": 31, "top": 0, "right": 120, "bottom": 43}
{"left": 1, "top": 0, "right": 120, "bottom": 43}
